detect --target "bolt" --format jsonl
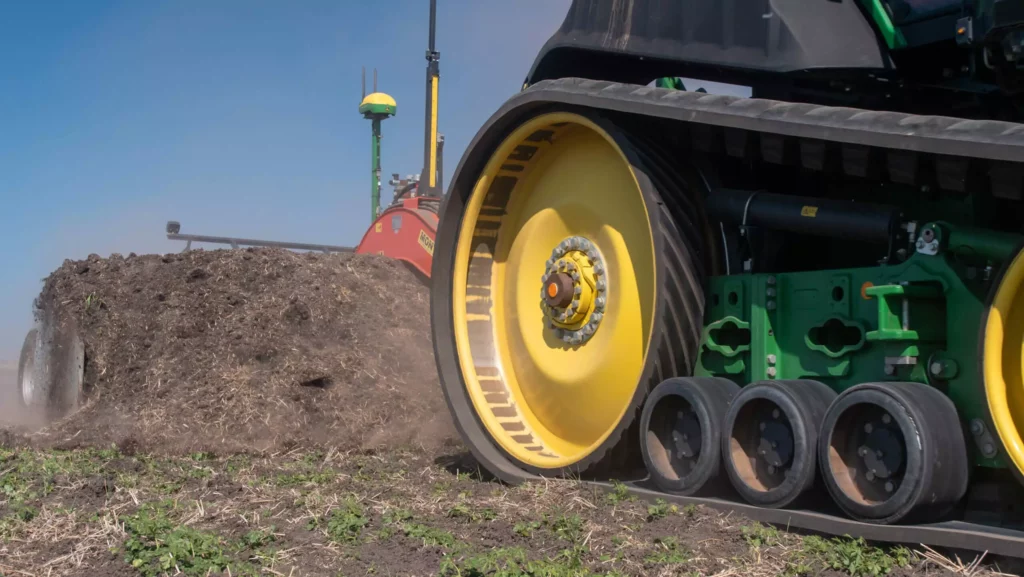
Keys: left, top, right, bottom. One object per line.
{"left": 759, "top": 449, "right": 766, "bottom": 456}
{"left": 884, "top": 364, "right": 896, "bottom": 376}
{"left": 882, "top": 414, "right": 891, "bottom": 425}
{"left": 983, "top": 443, "right": 996, "bottom": 456}
{"left": 858, "top": 446, "right": 868, "bottom": 457}
{"left": 574, "top": 286, "right": 582, "bottom": 295}
{"left": 767, "top": 300, "right": 777, "bottom": 311}
{"left": 595, "top": 297, "right": 606, "bottom": 310}
{"left": 930, "top": 362, "right": 944, "bottom": 376}
{"left": 767, "top": 276, "right": 777, "bottom": 285}
{"left": 772, "top": 409, "right": 780, "bottom": 419}
{"left": 591, "top": 312, "right": 603, "bottom": 323}
{"left": 766, "top": 288, "right": 776, "bottom": 297}
{"left": 970, "top": 419, "right": 984, "bottom": 436}
{"left": 771, "top": 441, "right": 778, "bottom": 449}
{"left": 916, "top": 239, "right": 925, "bottom": 250}
{"left": 767, "top": 354, "right": 777, "bottom": 365}
{"left": 885, "top": 481, "right": 894, "bottom": 493}
{"left": 593, "top": 263, "right": 604, "bottom": 274}
{"left": 876, "top": 450, "right": 884, "bottom": 459}
{"left": 767, "top": 367, "right": 777, "bottom": 377}
{"left": 682, "top": 433, "right": 689, "bottom": 441}
{"left": 866, "top": 471, "right": 876, "bottom": 481}
{"left": 768, "top": 465, "right": 776, "bottom": 474}
{"left": 596, "top": 279, "right": 607, "bottom": 292}
{"left": 759, "top": 422, "right": 766, "bottom": 432}
{"left": 864, "top": 423, "right": 873, "bottom": 434}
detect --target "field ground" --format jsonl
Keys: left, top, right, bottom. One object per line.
{"left": 0, "top": 444, "right": 1020, "bottom": 577}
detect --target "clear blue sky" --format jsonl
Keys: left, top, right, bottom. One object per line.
{"left": 0, "top": 0, "right": 574, "bottom": 359}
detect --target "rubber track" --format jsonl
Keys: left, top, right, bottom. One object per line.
{"left": 432, "top": 80, "right": 1024, "bottom": 556}
{"left": 519, "top": 79, "right": 1024, "bottom": 162}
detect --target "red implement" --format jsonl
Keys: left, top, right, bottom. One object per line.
{"left": 355, "top": 196, "right": 439, "bottom": 283}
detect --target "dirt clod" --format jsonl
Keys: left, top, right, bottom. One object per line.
{"left": 5, "top": 248, "right": 457, "bottom": 457}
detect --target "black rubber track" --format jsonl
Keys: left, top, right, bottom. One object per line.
{"left": 431, "top": 106, "right": 707, "bottom": 479}
{"left": 429, "top": 82, "right": 1024, "bottom": 554}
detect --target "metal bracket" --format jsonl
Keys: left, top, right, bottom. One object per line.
{"left": 970, "top": 419, "right": 999, "bottom": 459}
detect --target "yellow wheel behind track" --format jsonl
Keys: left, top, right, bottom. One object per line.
{"left": 983, "top": 246, "right": 1024, "bottom": 481}
{"left": 433, "top": 109, "right": 706, "bottom": 476}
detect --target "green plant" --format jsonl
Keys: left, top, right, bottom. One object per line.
{"left": 322, "top": 498, "right": 369, "bottom": 543}
{"left": 797, "top": 535, "right": 913, "bottom": 577}
{"left": 646, "top": 499, "right": 677, "bottom": 521}
{"left": 121, "top": 503, "right": 257, "bottom": 577}
{"left": 741, "top": 522, "right": 780, "bottom": 548}
{"left": 514, "top": 520, "right": 542, "bottom": 538}
{"left": 605, "top": 480, "right": 633, "bottom": 505}
{"left": 404, "top": 523, "right": 457, "bottom": 548}
{"left": 645, "top": 536, "right": 689, "bottom": 565}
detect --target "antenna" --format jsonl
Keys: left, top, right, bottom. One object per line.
{"left": 361, "top": 67, "right": 366, "bottom": 99}
{"left": 374, "top": 68, "right": 378, "bottom": 92}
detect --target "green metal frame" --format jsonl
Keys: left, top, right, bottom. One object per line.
{"left": 695, "top": 221, "right": 1022, "bottom": 469}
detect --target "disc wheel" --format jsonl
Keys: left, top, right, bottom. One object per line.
{"left": 818, "top": 381, "right": 969, "bottom": 524}
{"left": 722, "top": 379, "right": 837, "bottom": 508}
{"left": 16, "top": 328, "right": 45, "bottom": 410}
{"left": 432, "top": 109, "right": 706, "bottom": 478}
{"left": 640, "top": 377, "right": 740, "bottom": 495}
{"left": 982, "top": 245, "right": 1024, "bottom": 484}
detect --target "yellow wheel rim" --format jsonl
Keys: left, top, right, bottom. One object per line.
{"left": 451, "top": 112, "right": 657, "bottom": 469}
{"left": 984, "top": 247, "right": 1024, "bottom": 478}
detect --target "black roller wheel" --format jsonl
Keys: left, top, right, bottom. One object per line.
{"left": 818, "top": 381, "right": 969, "bottom": 524}
{"left": 723, "top": 379, "right": 837, "bottom": 508}
{"left": 640, "top": 376, "right": 741, "bottom": 495}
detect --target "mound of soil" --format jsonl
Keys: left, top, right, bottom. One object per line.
{"left": 5, "top": 248, "right": 458, "bottom": 456}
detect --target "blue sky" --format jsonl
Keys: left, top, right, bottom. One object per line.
{"left": 0, "top": 0, "right": 575, "bottom": 359}
{"left": 0, "top": 1, "right": 751, "bottom": 360}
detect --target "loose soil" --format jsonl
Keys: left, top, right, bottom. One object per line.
{"left": 0, "top": 445, "right": 1018, "bottom": 577}
{"left": 1, "top": 248, "right": 457, "bottom": 456}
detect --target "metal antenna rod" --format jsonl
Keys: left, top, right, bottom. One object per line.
{"left": 361, "top": 67, "right": 366, "bottom": 99}
{"left": 421, "top": 0, "right": 440, "bottom": 196}
{"left": 374, "top": 68, "right": 378, "bottom": 92}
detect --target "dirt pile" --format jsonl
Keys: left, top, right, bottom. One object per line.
{"left": 4, "top": 248, "right": 458, "bottom": 455}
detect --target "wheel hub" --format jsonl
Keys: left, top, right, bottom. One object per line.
{"left": 757, "top": 411, "right": 794, "bottom": 473}
{"left": 858, "top": 416, "right": 904, "bottom": 485}
{"left": 540, "top": 236, "right": 607, "bottom": 345}
{"left": 671, "top": 409, "right": 701, "bottom": 459}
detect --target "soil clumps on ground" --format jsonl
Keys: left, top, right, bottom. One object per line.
{"left": 1, "top": 248, "right": 457, "bottom": 456}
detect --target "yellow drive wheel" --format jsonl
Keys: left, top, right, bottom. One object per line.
{"left": 982, "top": 245, "right": 1024, "bottom": 482}
{"left": 431, "top": 108, "right": 707, "bottom": 477}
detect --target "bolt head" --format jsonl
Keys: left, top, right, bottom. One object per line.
{"left": 885, "top": 481, "right": 894, "bottom": 493}
{"left": 866, "top": 471, "right": 876, "bottom": 481}
{"left": 767, "top": 276, "right": 776, "bottom": 285}
{"left": 881, "top": 414, "right": 891, "bottom": 425}
{"left": 766, "top": 288, "right": 776, "bottom": 297}
{"left": 970, "top": 419, "right": 984, "bottom": 436}
{"left": 864, "top": 423, "right": 873, "bottom": 433}
{"left": 930, "top": 362, "right": 944, "bottom": 376}
{"left": 766, "top": 367, "right": 777, "bottom": 377}
{"left": 772, "top": 409, "right": 780, "bottom": 419}
{"left": 858, "top": 447, "right": 867, "bottom": 457}
{"left": 759, "top": 422, "right": 766, "bottom": 432}
{"left": 884, "top": 365, "right": 896, "bottom": 376}
{"left": 766, "top": 300, "right": 777, "bottom": 311}
{"left": 983, "top": 443, "right": 996, "bottom": 456}
{"left": 767, "top": 354, "right": 777, "bottom": 365}
{"left": 591, "top": 312, "right": 603, "bottom": 323}
{"left": 767, "top": 465, "right": 776, "bottom": 474}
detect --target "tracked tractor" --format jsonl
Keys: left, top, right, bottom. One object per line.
{"left": 431, "top": 0, "right": 1024, "bottom": 554}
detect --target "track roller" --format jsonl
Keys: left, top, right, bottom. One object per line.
{"left": 722, "top": 379, "right": 837, "bottom": 508}
{"left": 818, "top": 381, "right": 969, "bottom": 524}
{"left": 640, "top": 377, "right": 741, "bottom": 495}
